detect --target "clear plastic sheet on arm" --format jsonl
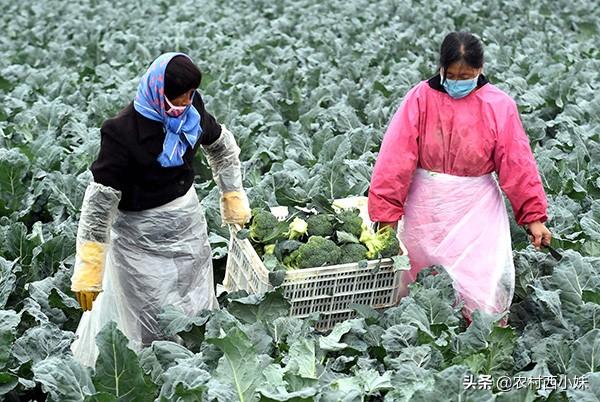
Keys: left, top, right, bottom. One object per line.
{"left": 202, "top": 125, "right": 244, "bottom": 193}
{"left": 76, "top": 181, "right": 121, "bottom": 243}
{"left": 399, "top": 169, "right": 515, "bottom": 320}
{"left": 70, "top": 186, "right": 219, "bottom": 367}
{"left": 202, "top": 125, "right": 250, "bottom": 224}
{"left": 71, "top": 182, "right": 121, "bottom": 292}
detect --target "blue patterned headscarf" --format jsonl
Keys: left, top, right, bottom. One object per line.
{"left": 133, "top": 52, "right": 203, "bottom": 167}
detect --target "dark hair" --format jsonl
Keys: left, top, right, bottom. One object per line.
{"left": 164, "top": 55, "right": 202, "bottom": 99}
{"left": 439, "top": 32, "right": 484, "bottom": 74}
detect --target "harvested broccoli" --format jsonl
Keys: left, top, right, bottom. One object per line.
{"left": 335, "top": 209, "right": 363, "bottom": 238}
{"left": 273, "top": 240, "right": 303, "bottom": 270}
{"left": 307, "top": 214, "right": 335, "bottom": 237}
{"left": 274, "top": 240, "right": 303, "bottom": 262}
{"left": 339, "top": 243, "right": 368, "bottom": 264}
{"left": 287, "top": 217, "right": 308, "bottom": 240}
{"left": 249, "top": 208, "right": 279, "bottom": 242}
{"left": 249, "top": 208, "right": 289, "bottom": 244}
{"left": 264, "top": 244, "right": 276, "bottom": 255}
{"left": 283, "top": 251, "right": 299, "bottom": 270}
{"left": 360, "top": 225, "right": 400, "bottom": 259}
{"left": 288, "top": 236, "right": 341, "bottom": 269}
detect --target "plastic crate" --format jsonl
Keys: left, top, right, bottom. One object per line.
{"left": 223, "top": 198, "right": 409, "bottom": 331}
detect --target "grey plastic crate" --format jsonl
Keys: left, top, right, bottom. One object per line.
{"left": 223, "top": 227, "right": 406, "bottom": 331}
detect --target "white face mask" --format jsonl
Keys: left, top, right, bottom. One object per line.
{"left": 440, "top": 69, "right": 481, "bottom": 99}
{"left": 165, "top": 96, "right": 188, "bottom": 117}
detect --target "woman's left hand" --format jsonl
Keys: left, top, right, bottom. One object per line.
{"left": 527, "top": 221, "right": 552, "bottom": 250}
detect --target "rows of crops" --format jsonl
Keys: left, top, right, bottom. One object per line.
{"left": 0, "top": 0, "right": 599, "bottom": 400}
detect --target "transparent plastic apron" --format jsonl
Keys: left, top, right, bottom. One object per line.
{"left": 71, "top": 186, "right": 218, "bottom": 366}
{"left": 399, "top": 169, "right": 515, "bottom": 319}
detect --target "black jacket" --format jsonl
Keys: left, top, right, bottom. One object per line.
{"left": 90, "top": 91, "right": 221, "bottom": 211}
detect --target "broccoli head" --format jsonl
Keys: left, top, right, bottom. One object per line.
{"left": 360, "top": 225, "right": 400, "bottom": 259}
{"left": 339, "top": 243, "right": 368, "bottom": 264}
{"left": 289, "top": 236, "right": 342, "bottom": 269}
{"left": 287, "top": 217, "right": 308, "bottom": 240}
{"left": 249, "top": 208, "right": 289, "bottom": 244}
{"left": 335, "top": 209, "right": 363, "bottom": 238}
{"left": 306, "top": 214, "right": 335, "bottom": 237}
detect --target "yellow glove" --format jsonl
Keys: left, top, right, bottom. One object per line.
{"left": 75, "top": 291, "right": 100, "bottom": 312}
{"left": 71, "top": 241, "right": 107, "bottom": 311}
{"left": 221, "top": 191, "right": 251, "bottom": 225}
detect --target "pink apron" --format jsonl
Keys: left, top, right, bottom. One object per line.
{"left": 399, "top": 168, "right": 515, "bottom": 320}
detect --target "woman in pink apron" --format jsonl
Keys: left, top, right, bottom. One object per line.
{"left": 368, "top": 32, "right": 552, "bottom": 323}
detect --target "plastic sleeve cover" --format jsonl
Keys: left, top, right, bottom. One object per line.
{"left": 71, "top": 182, "right": 122, "bottom": 292}
{"left": 201, "top": 125, "right": 244, "bottom": 193}
{"left": 76, "top": 182, "right": 122, "bottom": 243}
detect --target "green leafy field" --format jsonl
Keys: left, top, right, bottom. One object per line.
{"left": 0, "top": 0, "right": 598, "bottom": 400}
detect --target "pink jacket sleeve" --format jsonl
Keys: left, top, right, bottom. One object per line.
{"left": 368, "top": 86, "right": 420, "bottom": 223}
{"left": 494, "top": 100, "right": 548, "bottom": 225}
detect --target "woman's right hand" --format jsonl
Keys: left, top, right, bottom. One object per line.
{"left": 74, "top": 291, "right": 100, "bottom": 311}
{"left": 71, "top": 241, "right": 107, "bottom": 311}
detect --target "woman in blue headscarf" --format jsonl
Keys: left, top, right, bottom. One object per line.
{"left": 69, "top": 53, "right": 250, "bottom": 366}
